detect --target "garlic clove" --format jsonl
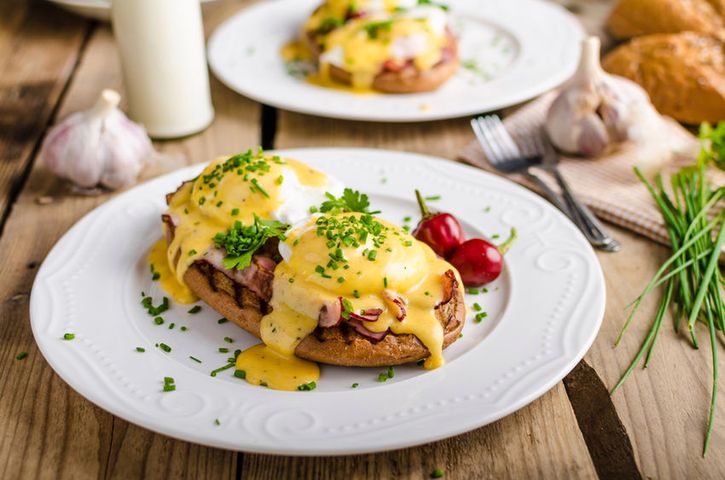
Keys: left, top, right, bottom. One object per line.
{"left": 40, "top": 89, "right": 153, "bottom": 191}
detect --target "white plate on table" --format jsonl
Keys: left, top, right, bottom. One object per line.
{"left": 46, "top": 0, "right": 217, "bottom": 21}
{"left": 207, "top": 0, "right": 584, "bottom": 122}
{"left": 30, "top": 148, "right": 604, "bottom": 455}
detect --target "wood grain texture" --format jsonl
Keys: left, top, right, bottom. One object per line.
{"left": 0, "top": 1, "right": 258, "bottom": 479}
{"left": 240, "top": 384, "right": 596, "bottom": 480}
{"left": 0, "top": 0, "right": 90, "bottom": 230}
{"left": 586, "top": 226, "right": 725, "bottom": 478}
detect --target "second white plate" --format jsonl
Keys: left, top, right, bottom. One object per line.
{"left": 208, "top": 0, "right": 584, "bottom": 122}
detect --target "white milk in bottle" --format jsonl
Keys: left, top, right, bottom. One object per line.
{"left": 111, "top": 0, "right": 214, "bottom": 138}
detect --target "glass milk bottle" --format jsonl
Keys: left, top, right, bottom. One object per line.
{"left": 111, "top": 0, "right": 214, "bottom": 138}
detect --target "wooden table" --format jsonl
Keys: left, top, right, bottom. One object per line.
{"left": 1, "top": 0, "right": 723, "bottom": 478}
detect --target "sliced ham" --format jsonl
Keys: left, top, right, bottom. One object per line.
{"left": 318, "top": 298, "right": 343, "bottom": 328}
{"left": 203, "top": 247, "right": 275, "bottom": 302}
{"left": 347, "top": 319, "right": 389, "bottom": 342}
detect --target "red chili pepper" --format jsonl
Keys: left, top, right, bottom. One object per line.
{"left": 412, "top": 190, "right": 465, "bottom": 258}
{"left": 449, "top": 228, "right": 517, "bottom": 287}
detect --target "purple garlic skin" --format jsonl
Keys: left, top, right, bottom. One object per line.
{"left": 545, "top": 36, "right": 661, "bottom": 158}
{"left": 41, "top": 89, "right": 152, "bottom": 190}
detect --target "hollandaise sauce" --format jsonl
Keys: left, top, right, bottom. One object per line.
{"left": 148, "top": 238, "right": 198, "bottom": 304}
{"left": 294, "top": 0, "right": 449, "bottom": 90}
{"left": 234, "top": 212, "right": 461, "bottom": 390}
{"left": 156, "top": 149, "right": 330, "bottom": 305}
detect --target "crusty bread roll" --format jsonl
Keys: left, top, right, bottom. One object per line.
{"left": 602, "top": 32, "right": 725, "bottom": 124}
{"left": 607, "top": 0, "right": 725, "bottom": 40}
{"left": 185, "top": 262, "right": 465, "bottom": 367}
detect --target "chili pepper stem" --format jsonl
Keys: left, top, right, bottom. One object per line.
{"left": 414, "top": 189, "right": 431, "bottom": 218}
{"left": 497, "top": 228, "right": 517, "bottom": 255}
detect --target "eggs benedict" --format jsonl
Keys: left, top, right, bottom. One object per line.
{"left": 153, "top": 150, "right": 465, "bottom": 392}
{"left": 150, "top": 148, "right": 343, "bottom": 305}
{"left": 292, "top": 0, "right": 459, "bottom": 93}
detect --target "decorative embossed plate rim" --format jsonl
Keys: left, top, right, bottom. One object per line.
{"left": 207, "top": 0, "right": 585, "bottom": 122}
{"left": 30, "top": 148, "right": 605, "bottom": 455}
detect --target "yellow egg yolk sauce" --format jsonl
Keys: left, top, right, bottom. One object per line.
{"left": 319, "top": 15, "right": 446, "bottom": 89}
{"left": 153, "top": 149, "right": 329, "bottom": 304}
{"left": 235, "top": 212, "right": 463, "bottom": 391}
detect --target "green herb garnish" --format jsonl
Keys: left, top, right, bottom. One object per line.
{"left": 188, "top": 305, "right": 202, "bottom": 314}
{"left": 319, "top": 188, "right": 379, "bottom": 214}
{"left": 15, "top": 352, "right": 28, "bottom": 360}
{"left": 363, "top": 19, "right": 393, "bottom": 39}
{"left": 298, "top": 381, "right": 317, "bottom": 391}
{"left": 189, "top": 356, "right": 202, "bottom": 363}
{"left": 158, "top": 343, "right": 172, "bottom": 353}
{"left": 234, "top": 369, "right": 246, "bottom": 379}
{"left": 136, "top": 347, "right": 145, "bottom": 353}
{"left": 431, "top": 467, "right": 445, "bottom": 478}
{"left": 63, "top": 333, "right": 75, "bottom": 341}
{"left": 213, "top": 215, "right": 288, "bottom": 271}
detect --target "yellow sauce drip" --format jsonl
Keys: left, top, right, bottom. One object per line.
{"left": 147, "top": 238, "right": 198, "bottom": 304}
{"left": 235, "top": 344, "right": 319, "bottom": 391}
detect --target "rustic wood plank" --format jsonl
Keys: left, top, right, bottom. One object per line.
{"left": 586, "top": 227, "right": 725, "bottom": 478}
{"left": 0, "top": 0, "right": 90, "bottom": 229}
{"left": 241, "top": 384, "right": 595, "bottom": 479}
{"left": 0, "top": 1, "right": 259, "bottom": 478}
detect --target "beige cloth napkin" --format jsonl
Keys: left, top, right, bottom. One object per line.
{"left": 458, "top": 92, "right": 724, "bottom": 248}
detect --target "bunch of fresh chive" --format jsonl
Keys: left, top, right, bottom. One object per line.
{"left": 612, "top": 140, "right": 724, "bottom": 455}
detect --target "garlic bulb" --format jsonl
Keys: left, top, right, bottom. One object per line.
{"left": 546, "top": 36, "right": 662, "bottom": 158}
{"left": 40, "top": 89, "right": 152, "bottom": 191}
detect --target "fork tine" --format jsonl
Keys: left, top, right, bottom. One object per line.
{"left": 486, "top": 115, "right": 522, "bottom": 158}
{"left": 473, "top": 117, "right": 508, "bottom": 165}
{"left": 470, "top": 117, "right": 499, "bottom": 163}
{"left": 479, "top": 116, "right": 515, "bottom": 161}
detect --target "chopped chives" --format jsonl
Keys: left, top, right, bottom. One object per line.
{"left": 231, "top": 208, "right": 240, "bottom": 216}
{"left": 15, "top": 352, "right": 28, "bottom": 360}
{"left": 474, "top": 312, "right": 488, "bottom": 323}
{"left": 234, "top": 369, "right": 246, "bottom": 379}
{"left": 180, "top": 326, "right": 188, "bottom": 332}
{"left": 63, "top": 333, "right": 75, "bottom": 341}
{"left": 189, "top": 356, "right": 202, "bottom": 363}
{"left": 168, "top": 323, "right": 175, "bottom": 330}
{"left": 158, "top": 343, "right": 172, "bottom": 352}
{"left": 135, "top": 347, "right": 145, "bottom": 353}
{"left": 188, "top": 249, "right": 197, "bottom": 256}
{"left": 214, "top": 418, "right": 221, "bottom": 426}
{"left": 473, "top": 303, "right": 482, "bottom": 312}
{"left": 154, "top": 317, "right": 164, "bottom": 325}
{"left": 351, "top": 383, "right": 359, "bottom": 388}
{"left": 210, "top": 363, "right": 235, "bottom": 377}
{"left": 424, "top": 195, "right": 441, "bottom": 201}
{"left": 224, "top": 337, "right": 233, "bottom": 343}
{"left": 217, "top": 318, "right": 228, "bottom": 324}
{"left": 188, "top": 305, "right": 202, "bottom": 314}
{"left": 297, "top": 381, "right": 316, "bottom": 391}
{"left": 218, "top": 347, "right": 229, "bottom": 353}
{"left": 162, "top": 384, "right": 176, "bottom": 392}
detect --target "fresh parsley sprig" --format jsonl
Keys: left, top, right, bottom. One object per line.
{"left": 213, "top": 215, "right": 288, "bottom": 271}
{"left": 698, "top": 121, "right": 725, "bottom": 171}
{"left": 319, "top": 188, "right": 380, "bottom": 214}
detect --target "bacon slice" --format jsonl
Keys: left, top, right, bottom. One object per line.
{"left": 435, "top": 269, "right": 458, "bottom": 309}
{"left": 382, "top": 290, "right": 407, "bottom": 321}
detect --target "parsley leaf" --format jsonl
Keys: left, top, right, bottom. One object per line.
{"left": 319, "top": 188, "right": 380, "bottom": 214}
{"left": 698, "top": 121, "right": 725, "bottom": 171}
{"left": 213, "top": 215, "right": 289, "bottom": 271}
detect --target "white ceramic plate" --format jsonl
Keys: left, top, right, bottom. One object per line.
{"left": 207, "top": 0, "right": 584, "bottom": 122}
{"left": 46, "top": 0, "right": 217, "bottom": 21}
{"left": 30, "top": 148, "right": 604, "bottom": 455}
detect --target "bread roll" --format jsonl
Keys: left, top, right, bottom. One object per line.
{"left": 603, "top": 32, "right": 725, "bottom": 124}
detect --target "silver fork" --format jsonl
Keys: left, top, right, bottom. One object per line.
{"left": 471, "top": 115, "right": 621, "bottom": 251}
